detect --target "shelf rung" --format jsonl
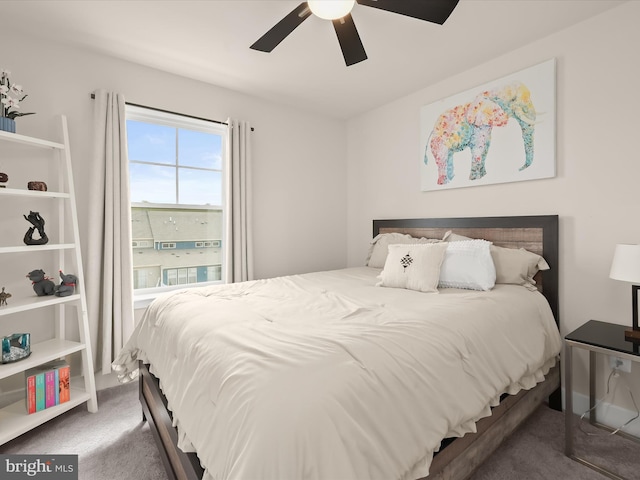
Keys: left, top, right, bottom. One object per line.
{"left": 0, "top": 188, "right": 69, "bottom": 198}
{"left": 0, "top": 338, "right": 86, "bottom": 379}
{"left": 0, "top": 129, "right": 65, "bottom": 149}
{"left": 0, "top": 294, "right": 81, "bottom": 317}
{"left": 0, "top": 244, "right": 76, "bottom": 254}
{"left": 0, "top": 386, "right": 90, "bottom": 445}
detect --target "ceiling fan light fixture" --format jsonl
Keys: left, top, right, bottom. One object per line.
{"left": 307, "top": 0, "right": 355, "bottom": 20}
{"left": 251, "top": 0, "right": 460, "bottom": 66}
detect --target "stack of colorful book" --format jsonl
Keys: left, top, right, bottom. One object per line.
{"left": 25, "top": 361, "right": 70, "bottom": 414}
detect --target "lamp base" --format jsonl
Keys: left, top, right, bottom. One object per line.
{"left": 624, "top": 328, "right": 640, "bottom": 343}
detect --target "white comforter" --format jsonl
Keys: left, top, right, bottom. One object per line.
{"left": 113, "top": 267, "right": 561, "bottom": 480}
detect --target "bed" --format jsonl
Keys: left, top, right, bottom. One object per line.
{"left": 113, "top": 215, "right": 561, "bottom": 480}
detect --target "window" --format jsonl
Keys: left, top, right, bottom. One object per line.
{"left": 132, "top": 240, "right": 152, "bottom": 248}
{"left": 126, "top": 105, "right": 227, "bottom": 294}
{"left": 194, "top": 240, "right": 221, "bottom": 248}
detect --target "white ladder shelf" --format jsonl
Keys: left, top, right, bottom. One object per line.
{"left": 0, "top": 115, "right": 98, "bottom": 445}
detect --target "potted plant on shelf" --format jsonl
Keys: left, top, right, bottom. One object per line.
{"left": 0, "top": 68, "right": 35, "bottom": 133}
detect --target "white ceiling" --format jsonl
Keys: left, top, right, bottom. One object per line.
{"left": 7, "top": 0, "right": 625, "bottom": 119}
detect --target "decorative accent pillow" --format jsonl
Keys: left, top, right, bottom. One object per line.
{"left": 377, "top": 243, "right": 448, "bottom": 293}
{"left": 366, "top": 233, "right": 441, "bottom": 268}
{"left": 438, "top": 239, "right": 496, "bottom": 291}
{"left": 442, "top": 231, "right": 550, "bottom": 290}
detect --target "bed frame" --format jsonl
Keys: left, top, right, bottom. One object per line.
{"left": 373, "top": 215, "right": 561, "bottom": 480}
{"left": 139, "top": 214, "right": 560, "bottom": 480}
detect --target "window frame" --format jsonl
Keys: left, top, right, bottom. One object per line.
{"left": 125, "top": 105, "right": 228, "bottom": 307}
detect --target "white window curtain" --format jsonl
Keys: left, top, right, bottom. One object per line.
{"left": 225, "top": 119, "right": 254, "bottom": 283}
{"left": 86, "top": 90, "right": 135, "bottom": 375}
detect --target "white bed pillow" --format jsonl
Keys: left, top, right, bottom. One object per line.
{"left": 438, "top": 239, "right": 496, "bottom": 291}
{"left": 377, "top": 243, "right": 448, "bottom": 293}
{"left": 442, "top": 231, "right": 549, "bottom": 290}
{"left": 366, "top": 233, "right": 441, "bottom": 268}
{"left": 490, "top": 246, "right": 550, "bottom": 289}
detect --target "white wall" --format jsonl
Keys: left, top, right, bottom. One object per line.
{"left": 346, "top": 1, "right": 640, "bottom": 415}
{"left": 4, "top": 2, "right": 638, "bottom": 416}
{"left": 2, "top": 33, "right": 348, "bottom": 282}
{"left": 0, "top": 33, "right": 347, "bottom": 390}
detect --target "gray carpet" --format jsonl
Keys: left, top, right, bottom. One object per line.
{"left": 1, "top": 383, "right": 638, "bottom": 479}
{"left": 0, "top": 383, "right": 168, "bottom": 480}
{"left": 469, "top": 404, "right": 639, "bottom": 480}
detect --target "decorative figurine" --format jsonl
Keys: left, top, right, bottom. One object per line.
{"left": 23, "top": 211, "right": 49, "bottom": 245}
{"left": 26, "top": 269, "right": 56, "bottom": 296}
{"left": 54, "top": 270, "right": 77, "bottom": 297}
{"left": 0, "top": 172, "right": 7, "bottom": 188}
{"left": 27, "top": 181, "right": 47, "bottom": 191}
{"left": 1, "top": 333, "right": 31, "bottom": 364}
{"left": 0, "top": 287, "right": 11, "bottom": 306}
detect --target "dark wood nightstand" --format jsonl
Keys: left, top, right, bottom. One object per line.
{"left": 565, "top": 320, "right": 640, "bottom": 479}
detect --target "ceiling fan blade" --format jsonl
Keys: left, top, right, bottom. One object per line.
{"left": 250, "top": 2, "right": 312, "bottom": 52}
{"left": 356, "top": 0, "right": 459, "bottom": 25}
{"left": 332, "top": 14, "right": 367, "bottom": 66}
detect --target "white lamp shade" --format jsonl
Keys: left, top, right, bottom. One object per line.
{"left": 308, "top": 0, "right": 355, "bottom": 20}
{"left": 610, "top": 244, "right": 640, "bottom": 283}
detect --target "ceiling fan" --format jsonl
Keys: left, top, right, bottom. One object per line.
{"left": 250, "top": 0, "right": 460, "bottom": 66}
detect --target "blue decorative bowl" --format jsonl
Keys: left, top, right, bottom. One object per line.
{"left": 1, "top": 333, "right": 31, "bottom": 363}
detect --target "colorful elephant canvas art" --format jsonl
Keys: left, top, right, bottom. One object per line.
{"left": 420, "top": 59, "right": 555, "bottom": 191}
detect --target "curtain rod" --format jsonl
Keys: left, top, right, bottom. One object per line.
{"left": 89, "top": 93, "right": 254, "bottom": 131}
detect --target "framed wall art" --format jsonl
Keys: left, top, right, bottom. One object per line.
{"left": 420, "top": 58, "right": 556, "bottom": 191}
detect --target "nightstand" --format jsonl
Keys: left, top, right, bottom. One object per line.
{"left": 565, "top": 320, "right": 640, "bottom": 479}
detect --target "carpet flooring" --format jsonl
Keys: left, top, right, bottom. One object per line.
{"left": 1, "top": 382, "right": 638, "bottom": 480}
{"left": 1, "top": 383, "right": 168, "bottom": 480}
{"left": 469, "top": 403, "right": 639, "bottom": 480}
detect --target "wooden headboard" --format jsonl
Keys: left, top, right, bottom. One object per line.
{"left": 372, "top": 215, "right": 559, "bottom": 326}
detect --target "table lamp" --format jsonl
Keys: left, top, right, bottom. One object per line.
{"left": 609, "top": 244, "right": 640, "bottom": 342}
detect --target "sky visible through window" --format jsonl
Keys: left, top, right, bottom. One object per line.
{"left": 127, "top": 120, "right": 223, "bottom": 206}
